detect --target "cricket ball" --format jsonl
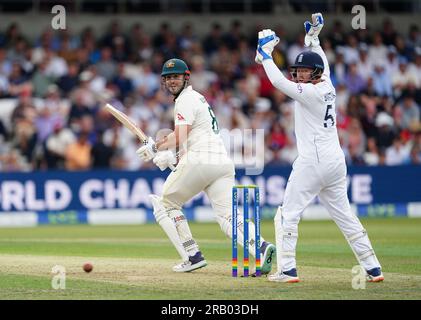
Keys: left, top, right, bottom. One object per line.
{"left": 83, "top": 262, "right": 93, "bottom": 273}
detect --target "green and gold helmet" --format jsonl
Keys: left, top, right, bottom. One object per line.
{"left": 161, "top": 58, "right": 190, "bottom": 77}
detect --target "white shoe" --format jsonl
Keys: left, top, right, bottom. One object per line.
{"left": 173, "top": 251, "right": 207, "bottom": 272}
{"left": 268, "top": 269, "right": 300, "bottom": 283}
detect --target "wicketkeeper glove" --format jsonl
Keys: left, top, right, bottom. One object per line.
{"left": 136, "top": 136, "right": 157, "bottom": 162}
{"left": 304, "top": 12, "right": 324, "bottom": 47}
{"left": 153, "top": 150, "right": 177, "bottom": 171}
{"left": 255, "top": 29, "right": 280, "bottom": 64}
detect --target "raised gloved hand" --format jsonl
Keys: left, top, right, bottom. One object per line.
{"left": 304, "top": 12, "right": 324, "bottom": 47}
{"left": 136, "top": 137, "right": 157, "bottom": 162}
{"left": 153, "top": 150, "right": 177, "bottom": 171}
{"left": 255, "top": 29, "right": 280, "bottom": 64}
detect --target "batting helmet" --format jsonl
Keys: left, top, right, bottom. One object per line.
{"left": 290, "top": 51, "right": 324, "bottom": 81}
{"left": 161, "top": 58, "right": 190, "bottom": 77}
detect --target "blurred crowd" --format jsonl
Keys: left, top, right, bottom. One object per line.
{"left": 0, "top": 18, "right": 420, "bottom": 172}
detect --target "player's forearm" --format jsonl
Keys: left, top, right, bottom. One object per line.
{"left": 310, "top": 44, "right": 330, "bottom": 77}
{"left": 155, "top": 125, "right": 190, "bottom": 151}
{"left": 262, "top": 59, "right": 302, "bottom": 100}
{"left": 156, "top": 132, "right": 177, "bottom": 151}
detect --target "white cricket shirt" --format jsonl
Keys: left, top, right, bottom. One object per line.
{"left": 262, "top": 46, "right": 345, "bottom": 163}
{"left": 174, "top": 85, "right": 227, "bottom": 155}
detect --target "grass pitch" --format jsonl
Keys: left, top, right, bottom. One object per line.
{"left": 0, "top": 218, "right": 421, "bottom": 300}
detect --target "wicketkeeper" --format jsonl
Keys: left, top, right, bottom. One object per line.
{"left": 255, "top": 13, "right": 384, "bottom": 283}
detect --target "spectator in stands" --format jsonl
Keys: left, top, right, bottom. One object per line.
{"left": 343, "top": 34, "right": 360, "bottom": 65}
{"left": 45, "top": 118, "right": 76, "bottom": 169}
{"left": 371, "top": 62, "right": 393, "bottom": 97}
{"left": 12, "top": 117, "right": 37, "bottom": 166}
{"left": 356, "top": 43, "right": 373, "bottom": 81}
{"left": 203, "top": 23, "right": 223, "bottom": 55}
{"left": 132, "top": 62, "right": 159, "bottom": 97}
{"left": 0, "top": 119, "right": 8, "bottom": 141}
{"left": 57, "top": 29, "right": 80, "bottom": 64}
{"left": 381, "top": 18, "right": 397, "bottom": 46}
{"left": 385, "top": 136, "right": 410, "bottom": 165}
{"left": 64, "top": 132, "right": 92, "bottom": 170}
{"left": 91, "top": 129, "right": 115, "bottom": 168}
{"left": 345, "top": 62, "right": 366, "bottom": 94}
{"left": 0, "top": 48, "right": 12, "bottom": 77}
{"left": 286, "top": 32, "right": 306, "bottom": 65}
{"left": 375, "top": 112, "right": 396, "bottom": 150}
{"left": 392, "top": 56, "right": 419, "bottom": 97}
{"left": 363, "top": 137, "right": 380, "bottom": 165}
{"left": 8, "top": 62, "right": 30, "bottom": 97}
{"left": 384, "top": 45, "right": 399, "bottom": 76}
{"left": 32, "top": 59, "right": 55, "bottom": 97}
{"left": 189, "top": 55, "right": 217, "bottom": 95}
{"left": 101, "top": 20, "right": 130, "bottom": 57}
{"left": 408, "top": 47, "right": 421, "bottom": 85}
{"left": 328, "top": 20, "right": 346, "bottom": 47}
{"left": 69, "top": 69, "right": 98, "bottom": 108}
{"left": 396, "top": 94, "right": 420, "bottom": 130}
{"left": 44, "top": 49, "right": 68, "bottom": 79}
{"left": 407, "top": 25, "right": 421, "bottom": 51}
{"left": 112, "top": 62, "right": 134, "bottom": 100}
{"left": 67, "top": 90, "right": 93, "bottom": 129}
{"left": 369, "top": 32, "right": 388, "bottom": 63}
{"left": 96, "top": 47, "right": 117, "bottom": 81}
{"left": 332, "top": 46, "right": 346, "bottom": 85}
{"left": 57, "top": 62, "right": 80, "bottom": 95}
{"left": 222, "top": 20, "right": 244, "bottom": 50}
{"left": 10, "top": 88, "right": 36, "bottom": 125}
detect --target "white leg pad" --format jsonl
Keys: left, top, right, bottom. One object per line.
{"left": 149, "top": 194, "right": 188, "bottom": 261}
{"left": 345, "top": 229, "right": 381, "bottom": 270}
{"left": 274, "top": 207, "right": 298, "bottom": 271}
{"left": 168, "top": 209, "right": 199, "bottom": 257}
{"left": 217, "top": 213, "right": 264, "bottom": 258}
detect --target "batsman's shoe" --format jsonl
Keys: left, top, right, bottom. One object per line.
{"left": 366, "top": 267, "right": 384, "bottom": 282}
{"left": 268, "top": 268, "right": 300, "bottom": 283}
{"left": 173, "top": 251, "right": 207, "bottom": 273}
{"left": 260, "top": 241, "right": 276, "bottom": 275}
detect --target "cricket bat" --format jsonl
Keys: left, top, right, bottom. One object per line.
{"left": 104, "top": 103, "right": 176, "bottom": 171}
{"left": 104, "top": 103, "right": 148, "bottom": 144}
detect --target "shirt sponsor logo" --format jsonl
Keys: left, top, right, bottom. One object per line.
{"left": 323, "top": 92, "right": 336, "bottom": 102}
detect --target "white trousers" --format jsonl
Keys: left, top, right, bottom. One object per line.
{"left": 162, "top": 152, "right": 265, "bottom": 256}
{"left": 162, "top": 152, "right": 235, "bottom": 215}
{"left": 275, "top": 157, "right": 381, "bottom": 272}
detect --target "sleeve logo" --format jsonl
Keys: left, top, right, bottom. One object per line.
{"left": 177, "top": 113, "right": 185, "bottom": 121}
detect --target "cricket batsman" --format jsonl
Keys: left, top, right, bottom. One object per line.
{"left": 255, "top": 13, "right": 384, "bottom": 283}
{"left": 136, "top": 58, "right": 276, "bottom": 273}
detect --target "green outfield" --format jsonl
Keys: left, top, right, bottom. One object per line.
{"left": 0, "top": 218, "right": 421, "bottom": 300}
